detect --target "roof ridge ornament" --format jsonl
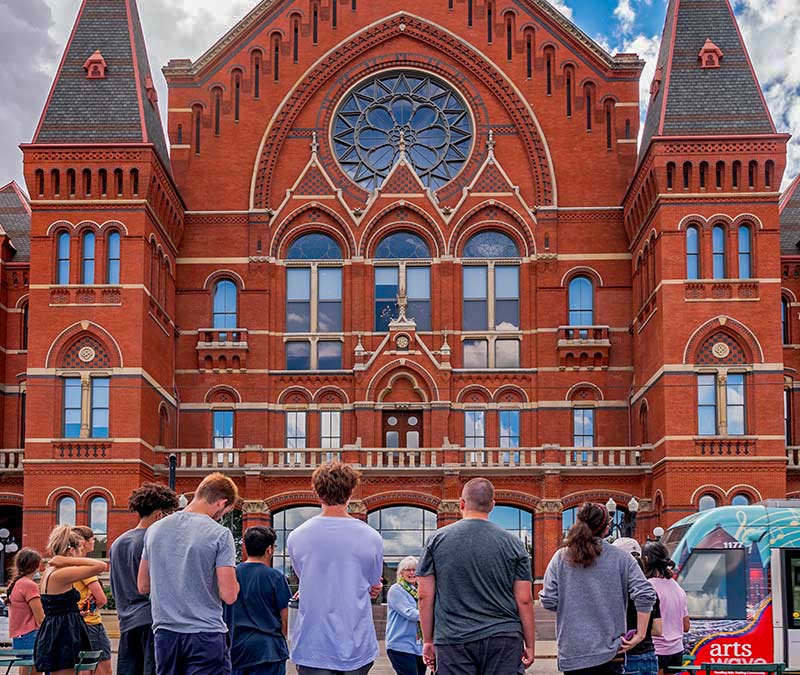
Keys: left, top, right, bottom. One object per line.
{"left": 699, "top": 38, "right": 724, "bottom": 69}
{"left": 310, "top": 131, "right": 319, "bottom": 160}
{"left": 487, "top": 129, "right": 496, "bottom": 162}
{"left": 83, "top": 50, "right": 108, "bottom": 80}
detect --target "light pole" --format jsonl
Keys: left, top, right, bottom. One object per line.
{"left": 0, "top": 527, "right": 20, "bottom": 586}
{"left": 168, "top": 453, "right": 177, "bottom": 492}
{"left": 605, "top": 497, "right": 618, "bottom": 539}
{"left": 627, "top": 497, "right": 639, "bottom": 537}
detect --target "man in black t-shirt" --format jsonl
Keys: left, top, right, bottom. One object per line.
{"left": 613, "top": 538, "right": 662, "bottom": 675}
{"left": 417, "top": 478, "right": 536, "bottom": 675}
{"left": 110, "top": 483, "right": 179, "bottom": 675}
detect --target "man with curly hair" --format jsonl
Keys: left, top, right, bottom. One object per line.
{"left": 110, "top": 483, "right": 179, "bottom": 675}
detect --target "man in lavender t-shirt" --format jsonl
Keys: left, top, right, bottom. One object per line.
{"left": 288, "top": 462, "right": 384, "bottom": 675}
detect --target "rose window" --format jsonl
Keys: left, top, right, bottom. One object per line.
{"left": 332, "top": 72, "right": 474, "bottom": 191}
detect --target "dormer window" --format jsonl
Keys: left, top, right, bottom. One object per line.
{"left": 699, "top": 39, "right": 723, "bottom": 69}
{"left": 83, "top": 50, "right": 108, "bottom": 80}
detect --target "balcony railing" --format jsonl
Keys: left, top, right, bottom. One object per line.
{"left": 53, "top": 440, "right": 111, "bottom": 459}
{"left": 156, "top": 445, "right": 651, "bottom": 473}
{"left": 694, "top": 437, "right": 754, "bottom": 457}
{"left": 557, "top": 326, "right": 611, "bottom": 369}
{"left": 196, "top": 328, "right": 249, "bottom": 371}
{"left": 0, "top": 449, "right": 23, "bottom": 471}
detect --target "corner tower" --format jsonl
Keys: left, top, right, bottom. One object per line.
{"left": 20, "top": 0, "right": 184, "bottom": 550}
{"left": 626, "top": 0, "right": 790, "bottom": 522}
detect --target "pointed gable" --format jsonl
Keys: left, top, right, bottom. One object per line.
{"left": 379, "top": 160, "right": 426, "bottom": 196}
{"left": 780, "top": 176, "right": 800, "bottom": 255}
{"left": 640, "top": 0, "right": 775, "bottom": 159}
{"left": 0, "top": 182, "right": 31, "bottom": 261}
{"left": 34, "top": 0, "right": 170, "bottom": 169}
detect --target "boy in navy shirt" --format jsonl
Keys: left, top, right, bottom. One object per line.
{"left": 227, "top": 526, "right": 291, "bottom": 675}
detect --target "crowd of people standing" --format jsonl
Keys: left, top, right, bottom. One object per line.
{"left": 3, "top": 463, "right": 688, "bottom": 675}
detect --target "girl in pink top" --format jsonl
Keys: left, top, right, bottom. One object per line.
{"left": 642, "top": 542, "right": 690, "bottom": 675}
{"left": 6, "top": 548, "right": 45, "bottom": 674}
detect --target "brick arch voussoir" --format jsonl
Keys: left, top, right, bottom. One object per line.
{"left": 367, "top": 360, "right": 439, "bottom": 402}
{"left": 254, "top": 14, "right": 553, "bottom": 210}
{"left": 266, "top": 491, "right": 319, "bottom": 513}
{"left": 561, "top": 490, "right": 633, "bottom": 510}
{"left": 363, "top": 491, "right": 441, "bottom": 512}
{"left": 271, "top": 204, "right": 356, "bottom": 259}
{"left": 683, "top": 317, "right": 763, "bottom": 365}
{"left": 360, "top": 203, "right": 446, "bottom": 258}
{"left": 493, "top": 491, "right": 541, "bottom": 512}
{"left": 450, "top": 201, "right": 535, "bottom": 256}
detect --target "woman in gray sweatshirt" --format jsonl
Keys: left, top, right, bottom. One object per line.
{"left": 539, "top": 502, "right": 656, "bottom": 675}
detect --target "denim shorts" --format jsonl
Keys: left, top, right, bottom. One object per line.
{"left": 624, "top": 651, "right": 658, "bottom": 675}
{"left": 12, "top": 628, "right": 38, "bottom": 650}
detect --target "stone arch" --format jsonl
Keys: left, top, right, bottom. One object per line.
{"left": 271, "top": 204, "right": 355, "bottom": 259}
{"left": 313, "top": 386, "right": 349, "bottom": 404}
{"left": 252, "top": 13, "right": 555, "bottom": 209}
{"left": 46, "top": 219, "right": 77, "bottom": 236}
{"left": 561, "top": 490, "right": 634, "bottom": 510}
{"left": 690, "top": 484, "right": 726, "bottom": 507}
{"left": 493, "top": 491, "right": 541, "bottom": 511}
{"left": 204, "top": 385, "right": 242, "bottom": 404}
{"left": 683, "top": 316, "right": 764, "bottom": 364}
{"left": 50, "top": 328, "right": 121, "bottom": 370}
{"left": 363, "top": 491, "right": 441, "bottom": 512}
{"left": 494, "top": 385, "right": 529, "bottom": 403}
{"left": 366, "top": 360, "right": 439, "bottom": 402}
{"left": 361, "top": 203, "right": 445, "bottom": 258}
{"left": 266, "top": 491, "right": 319, "bottom": 512}
{"left": 81, "top": 486, "right": 117, "bottom": 507}
{"left": 46, "top": 486, "right": 81, "bottom": 507}
{"left": 561, "top": 266, "right": 604, "bottom": 287}
{"left": 727, "top": 484, "right": 762, "bottom": 504}
{"left": 278, "top": 386, "right": 314, "bottom": 405}
{"left": 457, "top": 385, "right": 493, "bottom": 404}
{"left": 450, "top": 202, "right": 535, "bottom": 257}
{"left": 0, "top": 492, "right": 23, "bottom": 507}
{"left": 732, "top": 213, "right": 764, "bottom": 230}
{"left": 676, "top": 214, "right": 708, "bottom": 231}
{"left": 377, "top": 372, "right": 430, "bottom": 403}
{"left": 203, "top": 270, "right": 246, "bottom": 291}
{"left": 566, "top": 382, "right": 603, "bottom": 402}
{"left": 98, "top": 219, "right": 129, "bottom": 235}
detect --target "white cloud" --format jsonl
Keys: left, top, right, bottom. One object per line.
{"left": 614, "top": 0, "right": 637, "bottom": 34}
{"left": 547, "top": 0, "right": 574, "bottom": 21}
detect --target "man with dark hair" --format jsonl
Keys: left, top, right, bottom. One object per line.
{"left": 417, "top": 477, "right": 536, "bottom": 675}
{"left": 110, "top": 482, "right": 179, "bottom": 675}
{"left": 139, "top": 472, "right": 241, "bottom": 675}
{"left": 225, "top": 526, "right": 291, "bottom": 675}
{"left": 288, "top": 462, "right": 384, "bottom": 675}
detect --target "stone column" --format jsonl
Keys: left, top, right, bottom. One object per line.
{"left": 534, "top": 499, "right": 563, "bottom": 583}
{"left": 437, "top": 500, "right": 461, "bottom": 528}
{"left": 241, "top": 500, "right": 271, "bottom": 562}
{"left": 348, "top": 499, "right": 368, "bottom": 522}
{"left": 80, "top": 376, "right": 91, "bottom": 438}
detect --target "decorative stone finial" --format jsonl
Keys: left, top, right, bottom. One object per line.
{"left": 487, "top": 129, "right": 496, "bottom": 154}
{"left": 311, "top": 131, "right": 319, "bottom": 158}
{"left": 398, "top": 130, "right": 407, "bottom": 159}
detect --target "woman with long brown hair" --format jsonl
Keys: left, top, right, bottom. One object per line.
{"left": 6, "top": 547, "right": 45, "bottom": 674}
{"left": 33, "top": 525, "right": 107, "bottom": 675}
{"left": 539, "top": 502, "right": 657, "bottom": 675}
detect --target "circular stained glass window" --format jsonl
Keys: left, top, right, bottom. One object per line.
{"left": 333, "top": 71, "right": 474, "bottom": 192}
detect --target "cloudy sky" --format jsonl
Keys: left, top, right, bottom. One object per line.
{"left": 0, "top": 0, "right": 798, "bottom": 193}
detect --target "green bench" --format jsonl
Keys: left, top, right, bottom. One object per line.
{"left": 671, "top": 664, "right": 785, "bottom": 675}
{"left": 0, "top": 648, "right": 102, "bottom": 674}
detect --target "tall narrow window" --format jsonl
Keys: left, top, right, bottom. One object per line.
{"left": 495, "top": 265, "right": 520, "bottom": 330}
{"left": 234, "top": 74, "right": 241, "bottom": 122}
{"left": 525, "top": 33, "right": 532, "bottom": 78}
{"left": 57, "top": 231, "right": 70, "bottom": 284}
{"left": 293, "top": 18, "right": 299, "bottom": 63}
{"left": 286, "top": 411, "right": 307, "bottom": 448}
{"left": 273, "top": 37, "right": 281, "bottom": 81}
{"left": 89, "top": 497, "right": 108, "bottom": 554}
{"left": 177, "top": 124, "right": 183, "bottom": 144}
{"left": 67, "top": 169, "right": 76, "bottom": 196}
{"left": 313, "top": 5, "right": 319, "bottom": 43}
{"left": 213, "top": 410, "right": 234, "bottom": 448}
{"left": 726, "top": 373, "right": 745, "bottom": 435}
{"left": 568, "top": 276, "right": 594, "bottom": 326}
{"left": 712, "top": 225, "right": 726, "bottom": 279}
{"left": 546, "top": 53, "right": 552, "bottom": 94}
{"left": 351, "top": 0, "right": 356, "bottom": 8}
{"left": 464, "top": 410, "right": 485, "bottom": 448}
{"left": 63, "top": 378, "right": 82, "bottom": 438}
{"left": 321, "top": 410, "right": 341, "bottom": 448}
{"left": 748, "top": 160, "right": 757, "bottom": 188}
{"left": 194, "top": 108, "right": 202, "bottom": 153}
{"left": 467, "top": 0, "right": 473, "bottom": 26}
{"left": 625, "top": 119, "right": 631, "bottom": 139}
{"left": 683, "top": 162, "right": 691, "bottom": 190}
{"left": 738, "top": 226, "right": 752, "bottom": 279}
{"left": 585, "top": 88, "right": 592, "bottom": 131}
{"left": 786, "top": 387, "right": 792, "bottom": 445}
{"left": 52, "top": 169, "right": 60, "bottom": 196}
{"left": 686, "top": 226, "right": 700, "bottom": 280}
{"left": 487, "top": 2, "right": 493, "bottom": 42}
{"left": 666, "top": 162, "right": 675, "bottom": 190}
{"left": 318, "top": 268, "right": 343, "bottom": 332}
{"left": 58, "top": 496, "right": 77, "bottom": 526}
{"left": 107, "top": 231, "right": 121, "bottom": 284}
{"left": 35, "top": 169, "right": 44, "bottom": 197}
{"left": 287, "top": 268, "right": 311, "bottom": 332}
{"left": 462, "top": 231, "right": 520, "bottom": 332}
{"left": 19, "top": 390, "right": 26, "bottom": 447}
{"left": 213, "top": 279, "right": 238, "bottom": 334}
{"left": 499, "top": 409, "right": 520, "bottom": 448}
{"left": 765, "top": 160, "right": 774, "bottom": 189}
{"left": 697, "top": 374, "right": 717, "bottom": 435}
{"left": 332, "top": 0, "right": 338, "bottom": 27}
{"left": 254, "top": 56, "right": 261, "bottom": 98}
{"left": 605, "top": 106, "right": 612, "bottom": 149}
{"left": 566, "top": 71, "right": 572, "bottom": 116}
{"left": 21, "top": 304, "right": 29, "bottom": 351}
{"left": 114, "top": 168, "right": 123, "bottom": 196}
{"left": 783, "top": 297, "right": 791, "bottom": 344}
{"left": 699, "top": 162, "right": 708, "bottom": 189}
{"left": 506, "top": 17, "right": 512, "bottom": 60}
{"left": 91, "top": 377, "right": 110, "bottom": 438}
{"left": 131, "top": 168, "right": 139, "bottom": 195}
{"left": 732, "top": 161, "right": 741, "bottom": 188}
{"left": 81, "top": 231, "right": 96, "bottom": 284}
{"left": 573, "top": 408, "right": 594, "bottom": 447}
{"left": 716, "top": 161, "right": 724, "bottom": 189}
{"left": 83, "top": 169, "right": 92, "bottom": 196}
{"left": 99, "top": 168, "right": 107, "bottom": 195}
{"left": 214, "top": 89, "right": 221, "bottom": 135}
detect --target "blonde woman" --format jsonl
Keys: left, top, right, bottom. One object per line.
{"left": 33, "top": 525, "right": 107, "bottom": 675}
{"left": 386, "top": 556, "right": 425, "bottom": 675}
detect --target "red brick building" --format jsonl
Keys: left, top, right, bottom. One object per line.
{"left": 0, "top": 0, "right": 797, "bottom": 583}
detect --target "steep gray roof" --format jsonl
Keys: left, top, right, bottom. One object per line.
{"left": 640, "top": 0, "right": 775, "bottom": 160}
{"left": 34, "top": 0, "right": 169, "bottom": 169}
{"left": 0, "top": 182, "right": 31, "bottom": 261}
{"left": 780, "top": 176, "right": 800, "bottom": 256}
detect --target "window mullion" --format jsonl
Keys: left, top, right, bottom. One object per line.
{"left": 717, "top": 372, "right": 728, "bottom": 436}
{"left": 311, "top": 336, "right": 318, "bottom": 370}
{"left": 80, "top": 374, "right": 91, "bottom": 439}
{"left": 311, "top": 265, "right": 319, "bottom": 332}
{"left": 487, "top": 263, "right": 495, "bottom": 331}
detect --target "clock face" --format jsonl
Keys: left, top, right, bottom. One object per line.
{"left": 332, "top": 71, "right": 474, "bottom": 192}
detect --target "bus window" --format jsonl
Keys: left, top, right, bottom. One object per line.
{"left": 661, "top": 523, "right": 692, "bottom": 557}
{"left": 679, "top": 549, "right": 746, "bottom": 620}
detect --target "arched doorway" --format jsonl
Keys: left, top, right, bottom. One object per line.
{"left": 489, "top": 505, "right": 534, "bottom": 571}
{"left": 368, "top": 506, "right": 437, "bottom": 599}
{"left": 272, "top": 505, "right": 321, "bottom": 592}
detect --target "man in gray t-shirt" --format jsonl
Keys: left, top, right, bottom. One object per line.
{"left": 417, "top": 478, "right": 536, "bottom": 675}
{"left": 138, "top": 473, "right": 240, "bottom": 675}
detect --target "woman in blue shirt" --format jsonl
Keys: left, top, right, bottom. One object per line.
{"left": 386, "top": 556, "right": 424, "bottom": 675}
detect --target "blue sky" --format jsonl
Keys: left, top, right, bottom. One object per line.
{"left": 0, "top": 0, "right": 798, "bottom": 191}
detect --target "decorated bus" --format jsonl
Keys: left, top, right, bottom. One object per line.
{"left": 662, "top": 501, "right": 800, "bottom": 671}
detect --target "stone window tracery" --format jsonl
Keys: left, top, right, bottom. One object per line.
{"left": 374, "top": 232, "right": 431, "bottom": 331}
